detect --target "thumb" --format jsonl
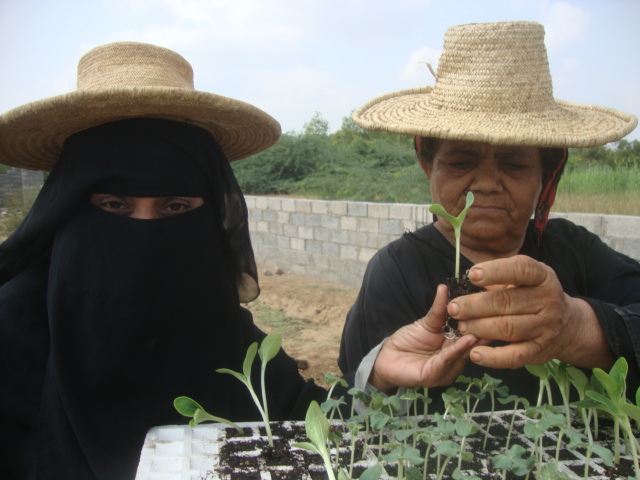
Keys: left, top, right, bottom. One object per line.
{"left": 418, "top": 284, "right": 449, "bottom": 334}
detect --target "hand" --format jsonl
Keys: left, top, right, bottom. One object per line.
{"left": 449, "top": 255, "right": 614, "bottom": 371}
{"left": 369, "top": 284, "right": 488, "bottom": 393}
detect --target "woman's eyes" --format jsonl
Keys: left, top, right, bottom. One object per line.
{"left": 161, "top": 200, "right": 193, "bottom": 216}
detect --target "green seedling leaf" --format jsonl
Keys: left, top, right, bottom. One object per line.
{"left": 324, "top": 373, "right": 348, "bottom": 387}
{"left": 292, "top": 441, "right": 320, "bottom": 454}
{"left": 431, "top": 440, "right": 459, "bottom": 457}
{"left": 358, "top": 464, "right": 383, "bottom": 480}
{"left": 305, "top": 400, "right": 329, "bottom": 447}
{"left": 174, "top": 396, "right": 204, "bottom": 417}
{"left": 455, "top": 418, "right": 477, "bottom": 437}
{"left": 429, "top": 191, "right": 474, "bottom": 279}
{"left": 243, "top": 342, "right": 259, "bottom": 378}
{"left": 337, "top": 470, "right": 350, "bottom": 480}
{"left": 258, "top": 333, "right": 282, "bottom": 363}
{"left": 590, "top": 444, "right": 615, "bottom": 467}
{"left": 592, "top": 367, "right": 623, "bottom": 402}
{"left": 585, "top": 390, "right": 621, "bottom": 415}
{"left": 191, "top": 408, "right": 242, "bottom": 432}
{"left": 621, "top": 403, "right": 640, "bottom": 423}
{"left": 215, "top": 368, "right": 247, "bottom": 384}
{"left": 428, "top": 192, "right": 474, "bottom": 229}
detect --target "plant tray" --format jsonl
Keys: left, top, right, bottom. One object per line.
{"left": 136, "top": 411, "right": 637, "bottom": 480}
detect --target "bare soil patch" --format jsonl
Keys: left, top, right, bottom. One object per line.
{"left": 245, "top": 268, "right": 358, "bottom": 387}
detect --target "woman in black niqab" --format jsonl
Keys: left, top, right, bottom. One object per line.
{"left": 0, "top": 118, "right": 326, "bottom": 480}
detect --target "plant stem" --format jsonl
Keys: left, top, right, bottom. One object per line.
{"left": 621, "top": 419, "right": 640, "bottom": 479}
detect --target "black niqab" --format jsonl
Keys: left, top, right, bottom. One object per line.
{"left": 0, "top": 119, "right": 324, "bottom": 479}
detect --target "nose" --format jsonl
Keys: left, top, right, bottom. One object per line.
{"left": 470, "top": 163, "right": 502, "bottom": 194}
{"left": 129, "top": 199, "right": 162, "bottom": 219}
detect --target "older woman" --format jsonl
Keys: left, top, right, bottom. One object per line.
{"left": 338, "top": 21, "right": 640, "bottom": 408}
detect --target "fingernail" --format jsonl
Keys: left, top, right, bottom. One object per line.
{"left": 469, "top": 268, "right": 483, "bottom": 282}
{"left": 458, "top": 321, "right": 467, "bottom": 333}
{"left": 471, "top": 350, "right": 482, "bottom": 363}
{"left": 448, "top": 302, "right": 460, "bottom": 317}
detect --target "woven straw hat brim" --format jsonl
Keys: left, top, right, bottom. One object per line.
{"left": 353, "top": 87, "right": 638, "bottom": 148}
{"left": 0, "top": 87, "right": 281, "bottom": 171}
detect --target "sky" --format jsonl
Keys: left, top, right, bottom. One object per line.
{"left": 1, "top": 0, "right": 639, "bottom": 141}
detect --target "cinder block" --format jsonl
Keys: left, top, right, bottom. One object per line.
{"left": 294, "top": 199, "right": 312, "bottom": 213}
{"left": 340, "top": 245, "right": 358, "bottom": 260}
{"left": 340, "top": 216, "right": 358, "bottom": 231}
{"left": 347, "top": 202, "right": 367, "bottom": 217}
{"left": 358, "top": 217, "right": 379, "bottom": 233}
{"left": 368, "top": 203, "right": 390, "bottom": 219}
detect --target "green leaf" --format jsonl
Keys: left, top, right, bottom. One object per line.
{"left": 191, "top": 408, "right": 242, "bottom": 432}
{"left": 243, "top": 342, "right": 259, "bottom": 378}
{"left": 428, "top": 203, "right": 457, "bottom": 226}
{"left": 590, "top": 444, "right": 615, "bottom": 467}
{"left": 305, "top": 400, "right": 329, "bottom": 447}
{"left": 215, "top": 368, "right": 247, "bottom": 385}
{"left": 358, "top": 464, "right": 383, "bottom": 480}
{"left": 593, "top": 367, "right": 622, "bottom": 401}
{"left": 324, "top": 373, "right": 348, "bottom": 387}
{"left": 173, "top": 396, "right": 204, "bottom": 417}
{"left": 292, "top": 441, "right": 320, "bottom": 454}
{"left": 455, "top": 418, "right": 477, "bottom": 437}
{"left": 585, "top": 390, "right": 620, "bottom": 415}
{"left": 621, "top": 403, "right": 640, "bottom": 423}
{"left": 258, "top": 333, "right": 282, "bottom": 363}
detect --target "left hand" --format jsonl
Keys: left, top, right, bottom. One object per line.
{"left": 449, "top": 255, "right": 614, "bottom": 370}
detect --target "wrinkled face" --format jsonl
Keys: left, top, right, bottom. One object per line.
{"left": 421, "top": 140, "right": 542, "bottom": 253}
{"left": 90, "top": 194, "right": 204, "bottom": 219}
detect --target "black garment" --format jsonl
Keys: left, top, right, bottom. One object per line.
{"left": 0, "top": 119, "right": 327, "bottom": 480}
{"left": 339, "top": 219, "right": 640, "bottom": 410}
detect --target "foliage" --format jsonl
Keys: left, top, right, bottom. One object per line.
{"left": 231, "top": 112, "right": 639, "bottom": 210}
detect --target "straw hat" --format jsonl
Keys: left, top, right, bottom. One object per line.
{"left": 353, "top": 21, "right": 637, "bottom": 148}
{"left": 0, "top": 41, "right": 282, "bottom": 171}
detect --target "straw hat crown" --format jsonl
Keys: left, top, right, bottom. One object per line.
{"left": 0, "top": 41, "right": 281, "bottom": 171}
{"left": 354, "top": 21, "right": 637, "bottom": 147}
{"left": 76, "top": 42, "right": 195, "bottom": 90}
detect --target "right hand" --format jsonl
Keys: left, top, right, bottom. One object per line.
{"left": 369, "top": 284, "right": 488, "bottom": 393}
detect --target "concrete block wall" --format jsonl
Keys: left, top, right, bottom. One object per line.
{"left": 246, "top": 195, "right": 640, "bottom": 288}
{"left": 0, "top": 168, "right": 44, "bottom": 207}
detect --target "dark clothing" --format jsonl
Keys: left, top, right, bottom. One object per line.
{"left": 339, "top": 219, "right": 640, "bottom": 411}
{"left": 0, "top": 119, "right": 327, "bottom": 480}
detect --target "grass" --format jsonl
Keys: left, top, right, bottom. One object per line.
{"left": 245, "top": 302, "right": 309, "bottom": 337}
{"left": 553, "top": 165, "right": 640, "bottom": 215}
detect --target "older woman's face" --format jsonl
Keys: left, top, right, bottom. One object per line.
{"left": 90, "top": 194, "right": 204, "bottom": 219}
{"left": 422, "top": 140, "right": 542, "bottom": 253}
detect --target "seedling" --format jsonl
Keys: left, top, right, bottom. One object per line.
{"left": 216, "top": 333, "right": 282, "bottom": 446}
{"left": 173, "top": 396, "right": 242, "bottom": 432}
{"left": 428, "top": 191, "right": 474, "bottom": 280}
{"left": 574, "top": 356, "right": 640, "bottom": 478}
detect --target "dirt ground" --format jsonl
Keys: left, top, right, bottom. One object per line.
{"left": 245, "top": 268, "right": 359, "bottom": 387}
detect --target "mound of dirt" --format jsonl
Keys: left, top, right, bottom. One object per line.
{"left": 246, "top": 268, "right": 359, "bottom": 387}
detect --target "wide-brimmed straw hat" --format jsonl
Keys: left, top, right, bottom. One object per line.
{"left": 353, "top": 21, "right": 637, "bottom": 148}
{"left": 0, "top": 41, "right": 281, "bottom": 171}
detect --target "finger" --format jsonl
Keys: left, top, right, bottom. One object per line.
{"left": 458, "top": 313, "right": 545, "bottom": 341}
{"left": 417, "top": 284, "right": 449, "bottom": 334}
{"left": 469, "top": 341, "right": 546, "bottom": 370}
{"left": 468, "top": 255, "right": 550, "bottom": 288}
{"left": 450, "top": 287, "right": 548, "bottom": 320}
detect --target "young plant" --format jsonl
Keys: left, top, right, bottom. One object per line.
{"left": 173, "top": 396, "right": 243, "bottom": 432}
{"left": 216, "top": 333, "right": 282, "bottom": 446}
{"left": 428, "top": 191, "right": 474, "bottom": 280}
{"left": 575, "top": 356, "right": 640, "bottom": 478}
{"left": 293, "top": 400, "right": 338, "bottom": 480}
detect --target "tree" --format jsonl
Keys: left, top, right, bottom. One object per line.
{"left": 303, "top": 112, "right": 330, "bottom": 136}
